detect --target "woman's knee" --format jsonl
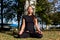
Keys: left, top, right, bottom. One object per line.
{"left": 35, "top": 33, "right": 43, "bottom": 38}
{"left": 38, "top": 34, "right": 43, "bottom": 38}
{"left": 20, "top": 32, "right": 30, "bottom": 38}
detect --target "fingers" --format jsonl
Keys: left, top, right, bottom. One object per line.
{"left": 36, "top": 31, "right": 43, "bottom": 34}
{"left": 19, "top": 31, "right": 23, "bottom": 35}
{"left": 39, "top": 31, "right": 43, "bottom": 34}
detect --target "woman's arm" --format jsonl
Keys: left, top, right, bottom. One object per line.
{"left": 34, "top": 18, "right": 43, "bottom": 34}
{"left": 19, "top": 19, "right": 25, "bottom": 35}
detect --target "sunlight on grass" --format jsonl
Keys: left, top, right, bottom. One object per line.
{"left": 0, "top": 31, "right": 60, "bottom": 40}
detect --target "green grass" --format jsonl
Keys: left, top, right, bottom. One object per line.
{"left": 0, "top": 31, "right": 60, "bottom": 40}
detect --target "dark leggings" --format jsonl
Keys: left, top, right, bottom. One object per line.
{"left": 19, "top": 32, "right": 43, "bottom": 38}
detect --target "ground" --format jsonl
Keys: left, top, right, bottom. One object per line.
{"left": 0, "top": 31, "right": 60, "bottom": 40}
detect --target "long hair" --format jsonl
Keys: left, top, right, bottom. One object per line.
{"left": 27, "top": 5, "right": 36, "bottom": 24}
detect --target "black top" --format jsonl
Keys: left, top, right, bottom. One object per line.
{"left": 22, "top": 15, "right": 37, "bottom": 33}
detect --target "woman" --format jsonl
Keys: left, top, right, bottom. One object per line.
{"left": 19, "top": 5, "right": 43, "bottom": 38}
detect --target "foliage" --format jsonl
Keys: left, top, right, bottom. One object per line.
{"left": 50, "top": 13, "right": 60, "bottom": 25}
{"left": 3, "top": 0, "right": 18, "bottom": 20}
{"left": 36, "top": 0, "right": 60, "bottom": 25}
{"left": 36, "top": 0, "right": 52, "bottom": 25}
{"left": 17, "top": 0, "right": 25, "bottom": 15}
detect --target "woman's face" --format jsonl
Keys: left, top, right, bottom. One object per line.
{"left": 28, "top": 7, "right": 33, "bottom": 14}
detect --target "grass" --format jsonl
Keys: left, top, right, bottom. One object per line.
{"left": 0, "top": 30, "right": 60, "bottom": 40}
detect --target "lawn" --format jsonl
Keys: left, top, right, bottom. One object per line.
{"left": 0, "top": 31, "right": 60, "bottom": 40}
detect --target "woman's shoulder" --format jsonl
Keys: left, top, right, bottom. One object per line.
{"left": 22, "top": 15, "right": 27, "bottom": 17}
{"left": 22, "top": 15, "right": 37, "bottom": 18}
{"left": 33, "top": 15, "right": 37, "bottom": 18}
{"left": 22, "top": 15, "right": 27, "bottom": 19}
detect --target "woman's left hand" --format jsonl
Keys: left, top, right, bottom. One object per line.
{"left": 36, "top": 31, "right": 43, "bottom": 34}
{"left": 39, "top": 31, "right": 43, "bottom": 34}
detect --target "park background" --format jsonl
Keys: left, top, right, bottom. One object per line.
{"left": 0, "top": 0, "right": 60, "bottom": 40}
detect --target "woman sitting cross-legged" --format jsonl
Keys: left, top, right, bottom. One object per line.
{"left": 19, "top": 5, "right": 43, "bottom": 38}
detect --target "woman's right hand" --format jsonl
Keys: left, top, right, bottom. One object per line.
{"left": 19, "top": 31, "right": 23, "bottom": 35}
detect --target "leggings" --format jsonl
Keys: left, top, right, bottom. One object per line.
{"left": 19, "top": 32, "right": 43, "bottom": 38}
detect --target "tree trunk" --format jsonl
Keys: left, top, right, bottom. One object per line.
{"left": 42, "top": 21, "right": 44, "bottom": 30}
{"left": 46, "top": 24, "right": 50, "bottom": 30}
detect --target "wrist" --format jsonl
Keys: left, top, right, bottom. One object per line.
{"left": 20, "top": 30, "right": 23, "bottom": 33}
{"left": 38, "top": 29, "right": 41, "bottom": 32}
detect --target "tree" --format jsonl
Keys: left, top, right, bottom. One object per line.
{"left": 51, "top": 13, "right": 60, "bottom": 25}
{"left": 17, "top": 0, "right": 25, "bottom": 29}
{"left": 36, "top": 0, "right": 52, "bottom": 29}
{"left": 3, "top": 0, "right": 18, "bottom": 23}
